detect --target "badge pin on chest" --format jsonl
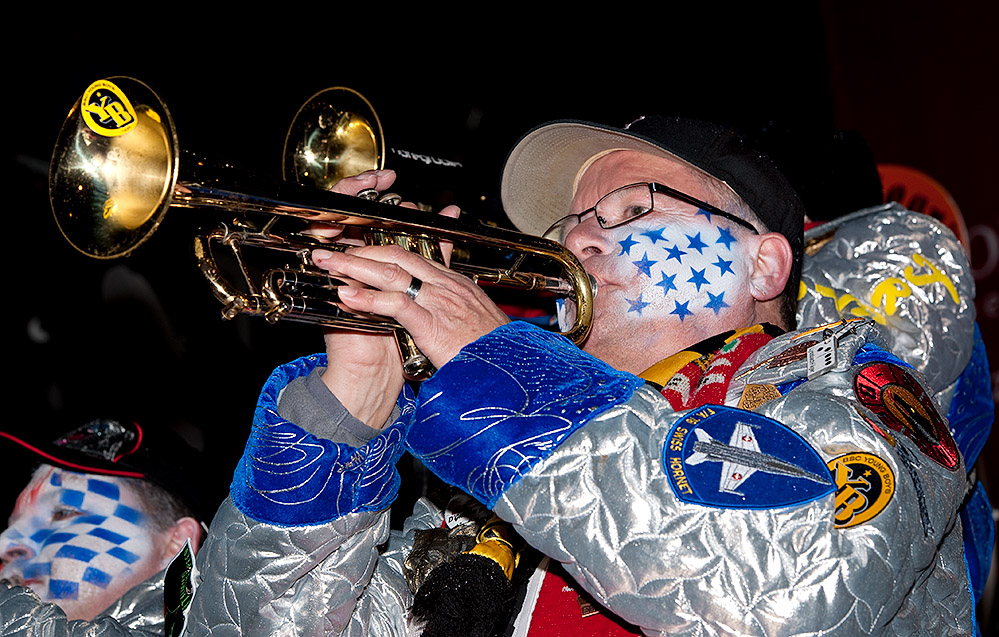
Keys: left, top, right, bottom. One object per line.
{"left": 806, "top": 320, "right": 864, "bottom": 379}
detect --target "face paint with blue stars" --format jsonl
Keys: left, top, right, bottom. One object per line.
{"left": 559, "top": 210, "right": 753, "bottom": 336}
{"left": 561, "top": 149, "right": 765, "bottom": 374}
{"left": 0, "top": 466, "right": 166, "bottom": 620}
{"left": 613, "top": 211, "right": 743, "bottom": 321}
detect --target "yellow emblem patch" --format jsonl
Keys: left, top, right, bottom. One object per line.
{"left": 736, "top": 383, "right": 781, "bottom": 410}
{"left": 827, "top": 452, "right": 895, "bottom": 529}
{"left": 81, "top": 79, "right": 137, "bottom": 137}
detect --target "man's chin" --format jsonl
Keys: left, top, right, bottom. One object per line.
{"left": 24, "top": 587, "right": 116, "bottom": 622}
{"left": 53, "top": 596, "right": 108, "bottom": 622}
{"left": 581, "top": 334, "right": 639, "bottom": 374}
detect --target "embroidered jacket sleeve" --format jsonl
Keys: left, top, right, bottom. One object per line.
{"left": 185, "top": 354, "right": 419, "bottom": 636}
{"left": 407, "top": 321, "right": 974, "bottom": 636}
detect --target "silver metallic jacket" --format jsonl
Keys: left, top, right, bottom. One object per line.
{"left": 1, "top": 205, "right": 979, "bottom": 635}
{"left": 181, "top": 318, "right": 973, "bottom": 636}
{"left": 181, "top": 206, "right": 976, "bottom": 637}
{"left": 797, "top": 203, "right": 976, "bottom": 414}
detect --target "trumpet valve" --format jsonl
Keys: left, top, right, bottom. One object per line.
{"left": 367, "top": 230, "right": 444, "bottom": 264}
{"left": 221, "top": 298, "right": 245, "bottom": 320}
{"left": 264, "top": 303, "right": 290, "bottom": 324}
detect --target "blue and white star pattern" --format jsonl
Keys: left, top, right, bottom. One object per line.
{"left": 614, "top": 216, "right": 742, "bottom": 320}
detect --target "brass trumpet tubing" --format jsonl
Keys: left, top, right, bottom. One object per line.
{"left": 171, "top": 157, "right": 593, "bottom": 343}
{"left": 263, "top": 268, "right": 403, "bottom": 331}
{"left": 192, "top": 231, "right": 259, "bottom": 321}
{"left": 454, "top": 264, "right": 575, "bottom": 296}
{"left": 193, "top": 224, "right": 401, "bottom": 330}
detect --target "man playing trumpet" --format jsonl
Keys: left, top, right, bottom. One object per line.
{"left": 186, "top": 116, "right": 975, "bottom": 635}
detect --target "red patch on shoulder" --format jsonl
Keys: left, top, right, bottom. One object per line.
{"left": 854, "top": 363, "right": 959, "bottom": 470}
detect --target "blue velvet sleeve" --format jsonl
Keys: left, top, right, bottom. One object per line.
{"left": 407, "top": 321, "right": 645, "bottom": 508}
{"left": 231, "top": 353, "right": 416, "bottom": 526}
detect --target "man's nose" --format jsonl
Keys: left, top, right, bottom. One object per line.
{"left": 0, "top": 527, "right": 36, "bottom": 566}
{"left": 563, "top": 213, "right": 611, "bottom": 258}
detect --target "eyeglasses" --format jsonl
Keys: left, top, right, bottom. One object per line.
{"left": 543, "top": 182, "right": 759, "bottom": 244}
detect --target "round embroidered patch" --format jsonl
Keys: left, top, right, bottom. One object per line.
{"left": 854, "top": 362, "right": 959, "bottom": 470}
{"left": 827, "top": 452, "right": 896, "bottom": 528}
{"left": 663, "top": 405, "right": 835, "bottom": 509}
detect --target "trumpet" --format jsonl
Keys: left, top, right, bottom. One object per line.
{"left": 49, "top": 77, "right": 593, "bottom": 380}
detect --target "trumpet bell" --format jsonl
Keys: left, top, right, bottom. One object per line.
{"left": 50, "top": 77, "right": 179, "bottom": 259}
{"left": 283, "top": 87, "right": 384, "bottom": 190}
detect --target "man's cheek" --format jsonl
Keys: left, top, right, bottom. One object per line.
{"left": 612, "top": 223, "right": 745, "bottom": 321}
{"left": 44, "top": 516, "right": 153, "bottom": 601}
{"left": 47, "top": 546, "right": 150, "bottom": 601}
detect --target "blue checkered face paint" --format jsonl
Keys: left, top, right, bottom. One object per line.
{"left": 565, "top": 151, "right": 760, "bottom": 373}
{"left": 0, "top": 466, "right": 165, "bottom": 620}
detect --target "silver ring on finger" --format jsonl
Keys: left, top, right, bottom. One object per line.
{"left": 404, "top": 277, "right": 423, "bottom": 301}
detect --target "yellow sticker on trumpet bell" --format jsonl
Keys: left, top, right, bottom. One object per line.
{"left": 81, "top": 79, "right": 137, "bottom": 137}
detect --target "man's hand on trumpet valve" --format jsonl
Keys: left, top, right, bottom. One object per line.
{"left": 309, "top": 169, "right": 502, "bottom": 428}
{"left": 307, "top": 169, "right": 408, "bottom": 428}
{"left": 314, "top": 242, "right": 511, "bottom": 370}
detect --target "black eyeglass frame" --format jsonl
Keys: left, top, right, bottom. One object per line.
{"left": 546, "top": 182, "right": 760, "bottom": 240}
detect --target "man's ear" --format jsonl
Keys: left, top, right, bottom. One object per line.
{"left": 157, "top": 516, "right": 203, "bottom": 567}
{"left": 748, "top": 232, "right": 794, "bottom": 302}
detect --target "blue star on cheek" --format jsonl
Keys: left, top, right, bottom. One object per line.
{"left": 665, "top": 244, "right": 687, "bottom": 263}
{"left": 626, "top": 293, "right": 651, "bottom": 315}
{"left": 632, "top": 252, "right": 657, "bottom": 277}
{"left": 641, "top": 228, "right": 667, "bottom": 244}
{"left": 716, "top": 226, "right": 737, "bottom": 249}
{"left": 705, "top": 291, "right": 729, "bottom": 314}
{"left": 618, "top": 234, "right": 639, "bottom": 256}
{"left": 655, "top": 272, "right": 677, "bottom": 296}
{"left": 687, "top": 267, "right": 710, "bottom": 291}
{"left": 686, "top": 232, "right": 708, "bottom": 254}
{"left": 696, "top": 208, "right": 713, "bottom": 222}
{"left": 671, "top": 300, "right": 693, "bottom": 321}
{"left": 712, "top": 255, "right": 734, "bottom": 276}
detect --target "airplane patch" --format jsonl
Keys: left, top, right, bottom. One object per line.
{"left": 663, "top": 405, "right": 835, "bottom": 509}
{"left": 854, "top": 362, "right": 960, "bottom": 471}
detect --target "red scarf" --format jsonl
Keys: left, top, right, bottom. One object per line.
{"left": 643, "top": 324, "right": 782, "bottom": 410}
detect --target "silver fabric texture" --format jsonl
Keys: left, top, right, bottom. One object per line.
{"left": 184, "top": 498, "right": 406, "bottom": 636}
{"left": 181, "top": 322, "right": 972, "bottom": 636}
{"left": 184, "top": 497, "right": 445, "bottom": 636}
{"left": 0, "top": 572, "right": 165, "bottom": 636}
{"left": 496, "top": 321, "right": 973, "bottom": 636}
{"left": 797, "top": 203, "right": 975, "bottom": 397}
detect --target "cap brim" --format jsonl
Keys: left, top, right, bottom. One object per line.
{"left": 500, "top": 120, "right": 708, "bottom": 236}
{"left": 0, "top": 431, "right": 145, "bottom": 479}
